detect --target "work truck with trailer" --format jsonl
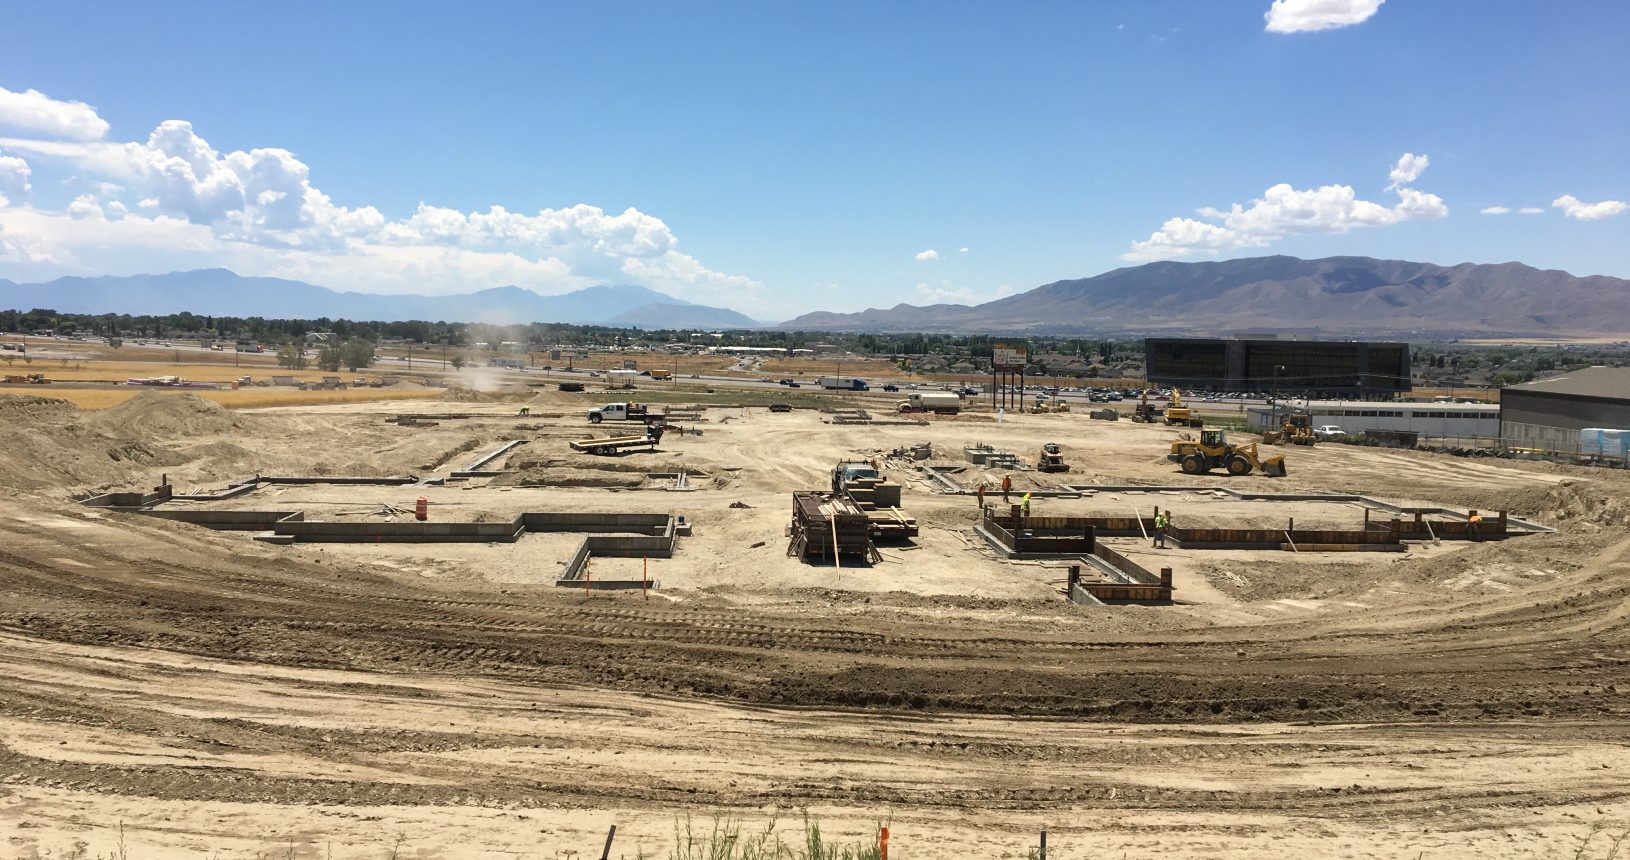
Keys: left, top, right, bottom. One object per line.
{"left": 587, "top": 402, "right": 656, "bottom": 423}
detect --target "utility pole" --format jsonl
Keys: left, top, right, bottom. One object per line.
{"left": 1272, "top": 364, "right": 1286, "bottom": 424}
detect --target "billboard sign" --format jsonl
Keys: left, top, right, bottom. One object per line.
{"left": 992, "top": 346, "right": 1027, "bottom": 369}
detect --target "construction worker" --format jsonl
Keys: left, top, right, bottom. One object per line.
{"left": 1001, "top": 474, "right": 1013, "bottom": 502}
{"left": 518, "top": 406, "right": 530, "bottom": 417}
{"left": 976, "top": 482, "right": 986, "bottom": 510}
{"left": 1021, "top": 492, "right": 1032, "bottom": 519}
{"left": 1468, "top": 510, "right": 1483, "bottom": 542}
{"left": 1154, "top": 510, "right": 1170, "bottom": 548}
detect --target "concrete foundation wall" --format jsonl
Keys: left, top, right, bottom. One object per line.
{"left": 275, "top": 521, "right": 524, "bottom": 542}
{"left": 519, "top": 512, "right": 672, "bottom": 534}
{"left": 141, "top": 510, "right": 303, "bottom": 529}
{"left": 82, "top": 486, "right": 172, "bottom": 508}
{"left": 260, "top": 475, "right": 419, "bottom": 485}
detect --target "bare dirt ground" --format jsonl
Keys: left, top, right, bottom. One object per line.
{"left": 3, "top": 389, "right": 1629, "bottom": 858}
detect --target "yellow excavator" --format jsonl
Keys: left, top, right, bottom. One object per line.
{"left": 1169, "top": 428, "right": 1288, "bottom": 477}
{"left": 1131, "top": 387, "right": 1203, "bottom": 426}
{"left": 1163, "top": 387, "right": 1204, "bottom": 427}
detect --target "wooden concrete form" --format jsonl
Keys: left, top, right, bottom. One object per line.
{"left": 1067, "top": 551, "right": 1174, "bottom": 604}
{"left": 788, "top": 491, "right": 876, "bottom": 563}
{"left": 838, "top": 473, "right": 918, "bottom": 539}
{"left": 980, "top": 511, "right": 1097, "bottom": 556}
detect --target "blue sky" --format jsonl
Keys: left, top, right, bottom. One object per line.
{"left": 0, "top": 0, "right": 1626, "bottom": 320}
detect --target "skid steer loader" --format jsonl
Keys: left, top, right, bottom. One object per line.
{"left": 1168, "top": 429, "right": 1287, "bottom": 477}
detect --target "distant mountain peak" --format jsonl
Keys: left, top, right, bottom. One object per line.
{"left": 780, "top": 255, "right": 1630, "bottom": 337}
{"left": 0, "top": 270, "right": 750, "bottom": 327}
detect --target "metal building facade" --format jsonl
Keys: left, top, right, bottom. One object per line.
{"left": 1144, "top": 338, "right": 1411, "bottom": 396}
{"left": 1499, "top": 368, "right": 1630, "bottom": 453}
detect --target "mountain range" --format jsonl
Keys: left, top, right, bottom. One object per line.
{"left": 782, "top": 256, "right": 1630, "bottom": 337}
{"left": 0, "top": 269, "right": 761, "bottom": 329}
{"left": 5, "top": 256, "right": 1628, "bottom": 336}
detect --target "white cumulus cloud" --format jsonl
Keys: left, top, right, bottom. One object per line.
{"left": 66, "top": 194, "right": 104, "bottom": 220}
{"left": 1124, "top": 153, "right": 1446, "bottom": 261}
{"left": 0, "top": 152, "right": 31, "bottom": 206}
{"left": 1479, "top": 206, "right": 1511, "bottom": 215}
{"left": 1552, "top": 194, "right": 1628, "bottom": 221}
{"left": 913, "top": 282, "right": 972, "bottom": 304}
{"left": 911, "top": 281, "right": 1015, "bottom": 306}
{"left": 914, "top": 249, "right": 940, "bottom": 261}
{"left": 0, "top": 87, "right": 770, "bottom": 313}
{"left": 958, "top": 246, "right": 970, "bottom": 253}
{"left": 1265, "top": 0, "right": 1385, "bottom": 33}
{"left": 1387, "top": 152, "right": 1428, "bottom": 189}
{"left": 1519, "top": 207, "right": 1545, "bottom": 215}
{"left": 0, "top": 86, "right": 110, "bottom": 140}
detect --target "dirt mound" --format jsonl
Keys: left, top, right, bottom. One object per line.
{"left": 0, "top": 394, "right": 79, "bottom": 421}
{"left": 1457, "top": 476, "right": 1630, "bottom": 531}
{"left": 93, "top": 391, "right": 243, "bottom": 438}
{"left": 506, "top": 469, "right": 647, "bottom": 488}
{"left": 440, "top": 387, "right": 494, "bottom": 403}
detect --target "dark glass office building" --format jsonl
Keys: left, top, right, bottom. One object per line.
{"left": 1144, "top": 338, "right": 1411, "bottom": 397}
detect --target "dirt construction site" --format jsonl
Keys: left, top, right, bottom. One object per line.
{"left": 3, "top": 384, "right": 1630, "bottom": 859}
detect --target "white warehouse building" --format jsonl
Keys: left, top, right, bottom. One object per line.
{"left": 1247, "top": 400, "right": 1500, "bottom": 439}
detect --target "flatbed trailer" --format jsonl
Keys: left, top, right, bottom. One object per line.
{"left": 569, "top": 426, "right": 666, "bottom": 456}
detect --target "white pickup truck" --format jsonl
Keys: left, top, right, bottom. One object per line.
{"left": 587, "top": 402, "right": 654, "bottom": 424}
{"left": 1313, "top": 425, "right": 1346, "bottom": 441}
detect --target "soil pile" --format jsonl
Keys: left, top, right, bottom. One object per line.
{"left": 441, "top": 387, "right": 494, "bottom": 403}
{"left": 1457, "top": 474, "right": 1630, "bottom": 530}
{"left": 0, "top": 394, "right": 78, "bottom": 421}
{"left": 0, "top": 394, "right": 193, "bottom": 493}
{"left": 92, "top": 391, "right": 243, "bottom": 438}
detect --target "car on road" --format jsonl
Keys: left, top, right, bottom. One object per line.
{"left": 1313, "top": 425, "right": 1346, "bottom": 441}
{"left": 881, "top": 384, "right": 899, "bottom": 392}
{"left": 787, "top": 381, "right": 801, "bottom": 387}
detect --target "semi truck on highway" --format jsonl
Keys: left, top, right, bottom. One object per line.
{"left": 817, "top": 376, "right": 869, "bottom": 391}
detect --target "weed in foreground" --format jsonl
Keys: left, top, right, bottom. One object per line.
{"left": 669, "top": 813, "right": 884, "bottom": 860}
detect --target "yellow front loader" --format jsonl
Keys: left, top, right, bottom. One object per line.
{"left": 1168, "top": 429, "right": 1288, "bottom": 477}
{"left": 1282, "top": 413, "right": 1316, "bottom": 446}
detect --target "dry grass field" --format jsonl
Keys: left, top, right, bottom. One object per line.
{"left": 24, "top": 385, "right": 445, "bottom": 410}
{"left": 4, "top": 359, "right": 346, "bottom": 384}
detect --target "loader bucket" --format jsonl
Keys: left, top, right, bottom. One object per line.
{"left": 1260, "top": 456, "right": 1288, "bottom": 477}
